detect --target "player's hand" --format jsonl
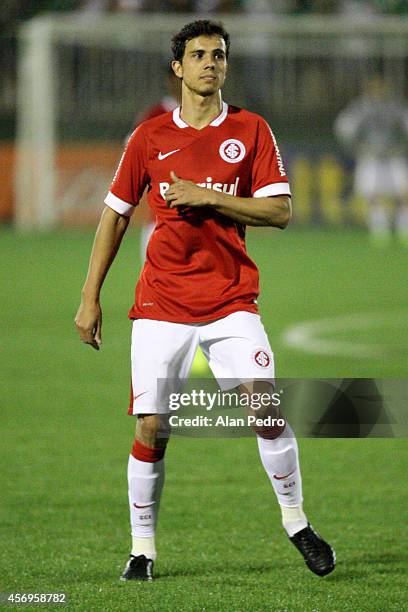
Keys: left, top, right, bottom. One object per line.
{"left": 165, "top": 171, "right": 216, "bottom": 208}
{"left": 75, "top": 298, "right": 102, "bottom": 351}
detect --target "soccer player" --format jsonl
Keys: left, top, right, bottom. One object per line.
{"left": 335, "top": 73, "right": 408, "bottom": 245}
{"left": 75, "top": 19, "right": 336, "bottom": 581}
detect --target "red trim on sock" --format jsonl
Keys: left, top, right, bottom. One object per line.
{"left": 131, "top": 439, "right": 165, "bottom": 462}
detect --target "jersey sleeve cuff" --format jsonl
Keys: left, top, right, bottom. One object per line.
{"left": 104, "top": 191, "right": 135, "bottom": 217}
{"left": 253, "top": 183, "right": 292, "bottom": 198}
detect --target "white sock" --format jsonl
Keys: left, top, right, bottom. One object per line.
{"left": 280, "top": 504, "right": 308, "bottom": 538}
{"left": 131, "top": 536, "right": 157, "bottom": 561}
{"left": 257, "top": 424, "right": 307, "bottom": 536}
{"left": 128, "top": 454, "right": 165, "bottom": 561}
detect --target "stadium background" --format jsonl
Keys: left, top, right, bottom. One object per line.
{"left": 1, "top": 2, "right": 407, "bottom": 610}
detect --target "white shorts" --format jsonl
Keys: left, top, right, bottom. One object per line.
{"left": 129, "top": 311, "right": 275, "bottom": 415}
{"left": 354, "top": 155, "right": 408, "bottom": 199}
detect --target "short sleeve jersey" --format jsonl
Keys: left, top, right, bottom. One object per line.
{"left": 105, "top": 102, "right": 291, "bottom": 323}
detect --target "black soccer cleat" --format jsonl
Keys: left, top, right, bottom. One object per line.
{"left": 120, "top": 554, "right": 154, "bottom": 581}
{"left": 290, "top": 523, "right": 336, "bottom": 576}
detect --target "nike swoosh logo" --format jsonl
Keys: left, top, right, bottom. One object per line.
{"left": 134, "top": 391, "right": 148, "bottom": 401}
{"left": 273, "top": 469, "right": 295, "bottom": 480}
{"left": 158, "top": 149, "right": 180, "bottom": 160}
{"left": 133, "top": 502, "right": 155, "bottom": 509}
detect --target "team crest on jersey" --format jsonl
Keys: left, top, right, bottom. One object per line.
{"left": 253, "top": 349, "right": 271, "bottom": 369}
{"left": 219, "top": 139, "right": 246, "bottom": 164}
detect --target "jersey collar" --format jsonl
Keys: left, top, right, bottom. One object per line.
{"left": 173, "top": 101, "right": 228, "bottom": 129}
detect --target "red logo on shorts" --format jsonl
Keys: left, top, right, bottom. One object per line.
{"left": 254, "top": 350, "right": 271, "bottom": 368}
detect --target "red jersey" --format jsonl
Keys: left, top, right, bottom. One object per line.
{"left": 105, "top": 102, "right": 291, "bottom": 323}
{"left": 132, "top": 96, "right": 179, "bottom": 224}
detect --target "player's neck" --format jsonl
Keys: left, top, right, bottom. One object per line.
{"left": 179, "top": 91, "right": 223, "bottom": 130}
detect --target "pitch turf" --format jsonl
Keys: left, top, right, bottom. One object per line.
{"left": 1, "top": 226, "right": 407, "bottom": 611}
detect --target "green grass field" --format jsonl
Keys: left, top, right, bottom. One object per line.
{"left": 1, "top": 226, "right": 407, "bottom": 611}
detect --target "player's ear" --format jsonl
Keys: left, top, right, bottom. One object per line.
{"left": 172, "top": 60, "right": 183, "bottom": 79}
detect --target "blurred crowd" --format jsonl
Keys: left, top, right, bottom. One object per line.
{"left": 75, "top": 0, "right": 408, "bottom": 15}
{"left": 1, "top": 0, "right": 407, "bottom": 33}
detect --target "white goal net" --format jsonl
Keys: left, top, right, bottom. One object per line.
{"left": 15, "top": 13, "right": 408, "bottom": 228}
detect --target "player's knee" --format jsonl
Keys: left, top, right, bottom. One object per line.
{"left": 136, "top": 414, "right": 170, "bottom": 447}
{"left": 139, "top": 415, "right": 160, "bottom": 437}
{"left": 240, "top": 381, "right": 280, "bottom": 419}
{"left": 239, "top": 381, "right": 286, "bottom": 438}
{"left": 251, "top": 401, "right": 281, "bottom": 420}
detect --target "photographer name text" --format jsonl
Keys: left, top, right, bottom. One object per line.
{"left": 169, "top": 415, "right": 285, "bottom": 428}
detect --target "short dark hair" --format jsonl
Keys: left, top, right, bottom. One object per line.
{"left": 171, "top": 20, "right": 230, "bottom": 62}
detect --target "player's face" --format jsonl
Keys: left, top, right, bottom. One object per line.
{"left": 173, "top": 35, "right": 228, "bottom": 97}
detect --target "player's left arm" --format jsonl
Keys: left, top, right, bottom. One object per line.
{"left": 166, "top": 171, "right": 291, "bottom": 228}
{"left": 208, "top": 191, "right": 291, "bottom": 228}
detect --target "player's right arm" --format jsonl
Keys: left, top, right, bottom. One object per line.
{"left": 75, "top": 124, "right": 148, "bottom": 349}
{"left": 75, "top": 206, "right": 129, "bottom": 350}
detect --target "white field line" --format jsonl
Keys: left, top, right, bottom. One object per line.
{"left": 282, "top": 310, "right": 408, "bottom": 358}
